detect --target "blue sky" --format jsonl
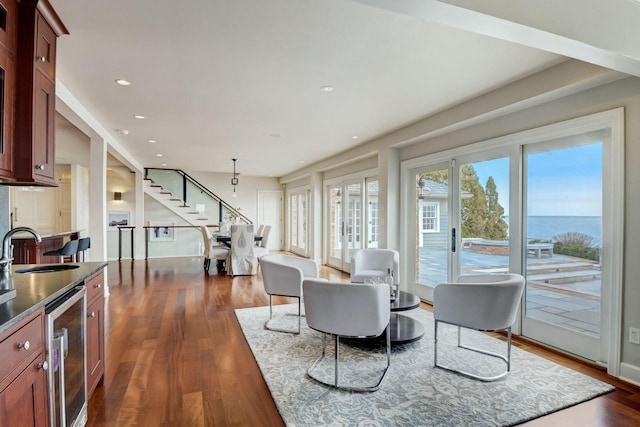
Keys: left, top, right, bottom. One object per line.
{"left": 472, "top": 142, "right": 603, "bottom": 216}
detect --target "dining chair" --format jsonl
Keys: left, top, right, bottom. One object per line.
{"left": 433, "top": 273, "right": 526, "bottom": 381}
{"left": 254, "top": 225, "right": 271, "bottom": 259}
{"left": 200, "top": 226, "right": 229, "bottom": 272}
{"left": 226, "top": 224, "right": 258, "bottom": 276}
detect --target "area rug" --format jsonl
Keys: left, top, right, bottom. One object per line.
{"left": 235, "top": 305, "right": 614, "bottom": 426}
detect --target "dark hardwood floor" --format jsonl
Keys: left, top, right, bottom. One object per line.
{"left": 88, "top": 257, "right": 640, "bottom": 426}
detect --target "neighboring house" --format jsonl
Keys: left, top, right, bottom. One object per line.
{"left": 417, "top": 179, "right": 471, "bottom": 248}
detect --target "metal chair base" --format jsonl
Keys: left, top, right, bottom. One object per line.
{"left": 307, "top": 325, "right": 391, "bottom": 392}
{"left": 264, "top": 295, "right": 302, "bottom": 335}
{"left": 434, "top": 321, "right": 512, "bottom": 382}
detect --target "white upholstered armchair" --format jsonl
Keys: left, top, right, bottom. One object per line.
{"left": 350, "top": 248, "right": 400, "bottom": 285}
{"left": 259, "top": 253, "right": 319, "bottom": 334}
{"left": 433, "top": 273, "right": 526, "bottom": 381}
{"left": 303, "top": 278, "right": 391, "bottom": 392}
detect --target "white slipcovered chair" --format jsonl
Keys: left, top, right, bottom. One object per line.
{"left": 226, "top": 224, "right": 258, "bottom": 276}
{"left": 433, "top": 273, "right": 526, "bottom": 381}
{"left": 303, "top": 278, "right": 391, "bottom": 392}
{"left": 200, "top": 226, "right": 229, "bottom": 272}
{"left": 259, "top": 253, "right": 319, "bottom": 334}
{"left": 254, "top": 225, "right": 271, "bottom": 259}
{"left": 350, "top": 248, "right": 399, "bottom": 285}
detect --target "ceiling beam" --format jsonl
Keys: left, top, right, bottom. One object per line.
{"left": 352, "top": 0, "right": 640, "bottom": 77}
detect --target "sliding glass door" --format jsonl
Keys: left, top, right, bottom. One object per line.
{"left": 402, "top": 109, "right": 623, "bottom": 365}
{"left": 408, "top": 153, "right": 511, "bottom": 301}
{"left": 521, "top": 132, "right": 608, "bottom": 361}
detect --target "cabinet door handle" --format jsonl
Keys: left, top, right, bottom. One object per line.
{"left": 88, "top": 312, "right": 96, "bottom": 318}
{"left": 37, "top": 55, "right": 47, "bottom": 62}
{"left": 17, "top": 340, "right": 30, "bottom": 351}
{"left": 38, "top": 361, "right": 49, "bottom": 371}
{"left": 35, "top": 164, "right": 45, "bottom": 171}
{"left": 95, "top": 283, "right": 101, "bottom": 289}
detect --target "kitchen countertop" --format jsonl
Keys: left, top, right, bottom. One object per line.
{"left": 0, "top": 262, "right": 107, "bottom": 334}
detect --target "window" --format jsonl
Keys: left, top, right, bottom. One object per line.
{"left": 421, "top": 202, "right": 439, "bottom": 233}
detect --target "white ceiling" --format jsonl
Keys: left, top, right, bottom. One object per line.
{"left": 49, "top": 0, "right": 638, "bottom": 177}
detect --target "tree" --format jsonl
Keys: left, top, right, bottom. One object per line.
{"left": 418, "top": 166, "right": 507, "bottom": 240}
{"left": 484, "top": 176, "right": 508, "bottom": 239}
{"left": 460, "top": 165, "right": 487, "bottom": 238}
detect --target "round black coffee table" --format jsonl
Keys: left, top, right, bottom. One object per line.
{"left": 389, "top": 291, "right": 425, "bottom": 344}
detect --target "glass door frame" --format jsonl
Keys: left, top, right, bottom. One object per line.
{"left": 403, "top": 148, "right": 520, "bottom": 302}
{"left": 288, "top": 188, "right": 309, "bottom": 257}
{"left": 400, "top": 108, "right": 623, "bottom": 372}
{"left": 324, "top": 172, "right": 377, "bottom": 273}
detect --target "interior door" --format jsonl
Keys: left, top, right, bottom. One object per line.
{"left": 257, "top": 190, "right": 283, "bottom": 250}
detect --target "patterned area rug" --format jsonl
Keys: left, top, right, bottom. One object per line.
{"left": 235, "top": 305, "right": 614, "bottom": 426}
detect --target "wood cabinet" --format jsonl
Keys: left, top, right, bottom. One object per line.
{"left": 85, "top": 269, "right": 105, "bottom": 398}
{"left": 0, "top": 309, "right": 48, "bottom": 427}
{"left": 12, "top": 0, "right": 67, "bottom": 186}
{"left": 0, "top": 0, "right": 17, "bottom": 180}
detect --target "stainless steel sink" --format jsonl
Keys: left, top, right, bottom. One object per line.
{"left": 16, "top": 264, "right": 80, "bottom": 274}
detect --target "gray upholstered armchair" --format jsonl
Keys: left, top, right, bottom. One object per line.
{"left": 303, "top": 278, "right": 391, "bottom": 392}
{"left": 433, "top": 273, "right": 526, "bottom": 381}
{"left": 259, "top": 253, "right": 319, "bottom": 334}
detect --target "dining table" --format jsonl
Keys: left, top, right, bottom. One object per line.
{"left": 214, "top": 235, "right": 263, "bottom": 248}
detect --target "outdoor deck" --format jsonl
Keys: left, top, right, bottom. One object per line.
{"left": 419, "top": 247, "right": 601, "bottom": 337}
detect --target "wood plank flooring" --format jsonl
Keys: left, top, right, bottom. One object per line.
{"left": 88, "top": 257, "right": 640, "bottom": 426}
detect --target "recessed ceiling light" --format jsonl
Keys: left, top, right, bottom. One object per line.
{"left": 134, "top": 115, "right": 145, "bottom": 119}
{"left": 115, "top": 79, "right": 131, "bottom": 86}
{"left": 299, "top": 160, "right": 305, "bottom": 164}
{"left": 320, "top": 86, "right": 334, "bottom": 92}
{"left": 148, "top": 139, "right": 157, "bottom": 143}
{"left": 269, "top": 133, "right": 283, "bottom": 138}
{"left": 156, "top": 153, "right": 163, "bottom": 157}
{"left": 115, "top": 129, "right": 129, "bottom": 135}
{"left": 352, "top": 135, "right": 359, "bottom": 139}
{"left": 161, "top": 163, "right": 167, "bottom": 166}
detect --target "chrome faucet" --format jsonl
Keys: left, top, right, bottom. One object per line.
{"left": 0, "top": 227, "right": 42, "bottom": 272}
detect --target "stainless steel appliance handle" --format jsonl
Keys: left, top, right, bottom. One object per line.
{"left": 54, "top": 332, "right": 67, "bottom": 427}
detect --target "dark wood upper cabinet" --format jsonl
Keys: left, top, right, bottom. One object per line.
{"left": 0, "top": 0, "right": 17, "bottom": 181}
{"left": 12, "top": 0, "right": 67, "bottom": 186}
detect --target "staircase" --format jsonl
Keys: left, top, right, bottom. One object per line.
{"left": 143, "top": 168, "right": 248, "bottom": 227}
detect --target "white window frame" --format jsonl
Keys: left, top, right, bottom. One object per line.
{"left": 420, "top": 202, "right": 440, "bottom": 233}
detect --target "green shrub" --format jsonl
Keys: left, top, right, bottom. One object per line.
{"left": 553, "top": 242, "right": 600, "bottom": 261}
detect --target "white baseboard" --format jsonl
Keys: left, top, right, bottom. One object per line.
{"left": 619, "top": 362, "right": 640, "bottom": 387}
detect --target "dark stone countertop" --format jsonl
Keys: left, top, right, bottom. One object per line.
{"left": 0, "top": 262, "right": 107, "bottom": 334}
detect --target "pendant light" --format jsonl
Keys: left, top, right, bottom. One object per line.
{"left": 231, "top": 158, "right": 239, "bottom": 195}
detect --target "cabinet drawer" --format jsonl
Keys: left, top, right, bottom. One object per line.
{"left": 34, "top": 11, "right": 56, "bottom": 80}
{"left": 0, "top": 311, "right": 44, "bottom": 384}
{"left": 85, "top": 269, "right": 105, "bottom": 302}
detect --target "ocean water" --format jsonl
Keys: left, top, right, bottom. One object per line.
{"left": 508, "top": 216, "right": 602, "bottom": 244}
